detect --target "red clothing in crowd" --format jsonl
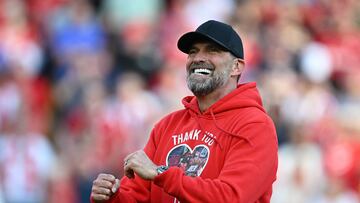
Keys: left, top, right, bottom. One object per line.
{"left": 103, "top": 82, "right": 278, "bottom": 203}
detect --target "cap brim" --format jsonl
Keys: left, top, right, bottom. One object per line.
{"left": 177, "top": 31, "right": 230, "bottom": 55}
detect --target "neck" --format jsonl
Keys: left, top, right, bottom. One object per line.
{"left": 197, "top": 84, "right": 237, "bottom": 112}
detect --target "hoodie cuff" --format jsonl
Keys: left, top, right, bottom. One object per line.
{"left": 153, "top": 167, "right": 183, "bottom": 196}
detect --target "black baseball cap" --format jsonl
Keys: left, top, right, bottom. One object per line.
{"left": 177, "top": 20, "right": 244, "bottom": 60}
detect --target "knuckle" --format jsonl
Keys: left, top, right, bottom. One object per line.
{"left": 105, "top": 182, "right": 113, "bottom": 188}
{"left": 92, "top": 194, "right": 108, "bottom": 201}
{"left": 104, "top": 188, "right": 111, "bottom": 195}
{"left": 98, "top": 173, "right": 107, "bottom": 178}
{"left": 93, "top": 179, "right": 101, "bottom": 186}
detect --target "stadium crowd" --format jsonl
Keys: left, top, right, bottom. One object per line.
{"left": 0, "top": 0, "right": 359, "bottom": 202}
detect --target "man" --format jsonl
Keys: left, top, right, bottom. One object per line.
{"left": 91, "top": 20, "right": 278, "bottom": 203}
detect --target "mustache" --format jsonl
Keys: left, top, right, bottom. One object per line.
{"left": 189, "top": 62, "right": 214, "bottom": 70}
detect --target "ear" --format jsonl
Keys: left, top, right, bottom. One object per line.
{"left": 230, "top": 59, "right": 245, "bottom": 77}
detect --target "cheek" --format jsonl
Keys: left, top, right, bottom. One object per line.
{"left": 220, "top": 58, "right": 234, "bottom": 68}
{"left": 185, "top": 60, "right": 192, "bottom": 70}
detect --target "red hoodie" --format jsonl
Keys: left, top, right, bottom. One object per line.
{"left": 104, "top": 82, "right": 278, "bottom": 203}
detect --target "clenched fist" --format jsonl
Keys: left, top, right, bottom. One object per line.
{"left": 91, "top": 173, "right": 120, "bottom": 203}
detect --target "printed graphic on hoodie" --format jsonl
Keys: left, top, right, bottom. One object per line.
{"left": 166, "top": 144, "right": 210, "bottom": 177}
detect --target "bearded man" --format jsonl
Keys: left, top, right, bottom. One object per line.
{"left": 91, "top": 20, "right": 278, "bottom": 203}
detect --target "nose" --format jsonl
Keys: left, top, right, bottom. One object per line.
{"left": 191, "top": 50, "right": 207, "bottom": 63}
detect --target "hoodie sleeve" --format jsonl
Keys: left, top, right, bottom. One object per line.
{"left": 102, "top": 128, "right": 159, "bottom": 203}
{"left": 153, "top": 121, "right": 278, "bottom": 203}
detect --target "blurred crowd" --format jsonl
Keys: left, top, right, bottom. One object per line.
{"left": 0, "top": 0, "right": 359, "bottom": 202}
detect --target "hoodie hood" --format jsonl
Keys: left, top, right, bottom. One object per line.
{"left": 182, "top": 82, "right": 265, "bottom": 117}
{"left": 182, "top": 82, "right": 266, "bottom": 147}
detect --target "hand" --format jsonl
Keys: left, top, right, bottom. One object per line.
{"left": 91, "top": 173, "right": 120, "bottom": 203}
{"left": 124, "top": 150, "right": 158, "bottom": 180}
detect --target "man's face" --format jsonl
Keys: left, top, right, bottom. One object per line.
{"left": 186, "top": 41, "right": 235, "bottom": 96}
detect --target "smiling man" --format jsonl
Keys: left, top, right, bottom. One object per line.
{"left": 91, "top": 20, "right": 278, "bottom": 203}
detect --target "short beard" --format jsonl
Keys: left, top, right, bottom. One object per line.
{"left": 186, "top": 68, "right": 231, "bottom": 97}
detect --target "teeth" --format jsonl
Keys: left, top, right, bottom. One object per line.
{"left": 194, "top": 68, "right": 212, "bottom": 75}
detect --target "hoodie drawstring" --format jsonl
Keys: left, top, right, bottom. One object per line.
{"left": 209, "top": 109, "right": 254, "bottom": 147}
{"left": 189, "top": 110, "right": 223, "bottom": 150}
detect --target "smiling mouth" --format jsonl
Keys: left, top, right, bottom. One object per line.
{"left": 192, "top": 68, "right": 213, "bottom": 75}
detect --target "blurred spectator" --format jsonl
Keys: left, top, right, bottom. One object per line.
{"left": 105, "top": 72, "right": 163, "bottom": 151}
{"left": 0, "top": 103, "right": 56, "bottom": 203}
{"left": 0, "top": 72, "right": 21, "bottom": 129}
{"left": 0, "top": 0, "right": 44, "bottom": 78}
{"left": 152, "top": 64, "right": 190, "bottom": 114}
{"left": 313, "top": 178, "right": 359, "bottom": 203}
{"left": 47, "top": 0, "right": 106, "bottom": 80}
{"left": 181, "top": 0, "right": 235, "bottom": 28}
{"left": 272, "top": 124, "right": 326, "bottom": 203}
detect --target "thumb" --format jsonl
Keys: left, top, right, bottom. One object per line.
{"left": 111, "top": 178, "right": 120, "bottom": 194}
